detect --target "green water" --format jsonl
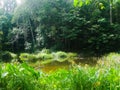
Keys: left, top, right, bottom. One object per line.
{"left": 30, "top": 57, "right": 98, "bottom": 73}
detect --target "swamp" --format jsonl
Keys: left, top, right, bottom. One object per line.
{"left": 0, "top": 0, "right": 120, "bottom": 90}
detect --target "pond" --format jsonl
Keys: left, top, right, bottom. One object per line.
{"left": 30, "top": 57, "right": 98, "bottom": 73}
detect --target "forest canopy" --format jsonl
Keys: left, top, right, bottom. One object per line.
{"left": 0, "top": 0, "right": 120, "bottom": 54}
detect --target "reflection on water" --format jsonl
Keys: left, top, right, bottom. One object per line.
{"left": 31, "top": 57, "right": 99, "bottom": 73}
{"left": 35, "top": 61, "right": 71, "bottom": 73}
{"left": 41, "top": 64, "right": 70, "bottom": 73}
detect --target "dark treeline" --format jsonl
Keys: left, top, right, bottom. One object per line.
{"left": 0, "top": 0, "right": 120, "bottom": 54}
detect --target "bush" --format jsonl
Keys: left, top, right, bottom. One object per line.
{"left": 9, "top": 52, "right": 18, "bottom": 62}
{"left": 67, "top": 52, "right": 78, "bottom": 60}
{"left": 18, "top": 50, "right": 78, "bottom": 63}
{"left": 40, "top": 48, "right": 51, "bottom": 54}
{"left": 56, "top": 51, "right": 67, "bottom": 59}
{"left": 19, "top": 53, "right": 30, "bottom": 61}
{"left": 0, "top": 63, "right": 41, "bottom": 90}
{"left": 52, "top": 51, "right": 78, "bottom": 62}
{"left": 1, "top": 51, "right": 12, "bottom": 62}
{"left": 0, "top": 58, "right": 120, "bottom": 90}
{"left": 36, "top": 53, "right": 53, "bottom": 60}
{"left": 19, "top": 53, "right": 37, "bottom": 62}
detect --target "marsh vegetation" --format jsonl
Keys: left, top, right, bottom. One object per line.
{"left": 0, "top": 0, "right": 120, "bottom": 90}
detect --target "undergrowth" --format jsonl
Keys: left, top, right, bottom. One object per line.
{"left": 0, "top": 53, "right": 120, "bottom": 90}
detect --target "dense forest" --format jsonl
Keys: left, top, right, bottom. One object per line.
{"left": 0, "top": 0, "right": 120, "bottom": 90}
{"left": 0, "top": 0, "right": 120, "bottom": 54}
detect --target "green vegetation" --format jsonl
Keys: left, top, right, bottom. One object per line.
{"left": 0, "top": 51, "right": 17, "bottom": 62}
{"left": 0, "top": 0, "right": 120, "bottom": 90}
{"left": 19, "top": 49, "right": 78, "bottom": 64}
{"left": 0, "top": 0, "right": 120, "bottom": 53}
{"left": 0, "top": 53, "right": 120, "bottom": 90}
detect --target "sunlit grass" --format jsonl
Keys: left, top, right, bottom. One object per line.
{"left": 0, "top": 52, "right": 120, "bottom": 90}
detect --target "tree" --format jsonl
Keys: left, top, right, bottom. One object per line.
{"left": 0, "top": 0, "right": 120, "bottom": 53}
{"left": 0, "top": 31, "right": 3, "bottom": 49}
{"left": 12, "top": 0, "right": 73, "bottom": 51}
{"left": 74, "top": 0, "right": 120, "bottom": 24}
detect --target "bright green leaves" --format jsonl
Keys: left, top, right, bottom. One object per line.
{"left": 74, "top": 0, "right": 105, "bottom": 10}
{"left": 99, "top": 3, "right": 105, "bottom": 10}
{"left": 1, "top": 58, "right": 120, "bottom": 90}
{"left": 74, "top": 0, "right": 79, "bottom": 7}
{"left": 74, "top": 0, "right": 91, "bottom": 7}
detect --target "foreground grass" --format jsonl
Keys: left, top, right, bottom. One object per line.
{"left": 0, "top": 53, "right": 120, "bottom": 90}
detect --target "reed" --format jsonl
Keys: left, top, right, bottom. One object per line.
{"left": 0, "top": 53, "right": 120, "bottom": 90}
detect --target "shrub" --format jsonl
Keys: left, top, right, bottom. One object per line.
{"left": 1, "top": 51, "right": 12, "bottom": 62}
{"left": 0, "top": 60, "right": 120, "bottom": 90}
{"left": 40, "top": 48, "right": 51, "bottom": 54}
{"left": 9, "top": 52, "right": 18, "bottom": 62}
{"left": 53, "top": 51, "right": 78, "bottom": 62}
{"left": 68, "top": 53, "right": 78, "bottom": 58}
{"left": 36, "top": 53, "right": 53, "bottom": 60}
{"left": 56, "top": 51, "right": 67, "bottom": 59}
{"left": 19, "top": 53, "right": 37, "bottom": 62}
{"left": 19, "top": 53, "right": 30, "bottom": 61}
{"left": 18, "top": 50, "right": 78, "bottom": 63}
{"left": 0, "top": 63, "right": 42, "bottom": 90}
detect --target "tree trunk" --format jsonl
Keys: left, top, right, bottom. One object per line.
{"left": 109, "top": 0, "right": 113, "bottom": 24}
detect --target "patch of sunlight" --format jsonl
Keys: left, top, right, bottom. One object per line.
{"left": 16, "top": 0, "right": 22, "bottom": 5}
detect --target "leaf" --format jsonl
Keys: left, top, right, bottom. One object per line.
{"left": 100, "top": 6, "right": 105, "bottom": 10}
{"left": 99, "top": 3, "right": 105, "bottom": 10}
{"left": 74, "top": 0, "right": 91, "bottom": 7}
{"left": 86, "top": 0, "right": 90, "bottom": 5}
{"left": 79, "top": 1, "right": 83, "bottom": 7}
{"left": 74, "top": 0, "right": 79, "bottom": 6}
{"left": 1, "top": 72, "right": 9, "bottom": 78}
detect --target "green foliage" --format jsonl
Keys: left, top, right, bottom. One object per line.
{"left": 0, "top": 63, "right": 41, "bottom": 90}
{"left": 19, "top": 49, "right": 78, "bottom": 63}
{"left": 102, "top": 52, "right": 120, "bottom": 62}
{"left": 0, "top": 54, "right": 120, "bottom": 90}
{"left": 0, "top": 51, "right": 17, "bottom": 62}
{"left": 9, "top": 52, "right": 18, "bottom": 61}
{"left": 1, "top": 51, "right": 12, "bottom": 62}
{"left": 19, "top": 53, "right": 30, "bottom": 61}
{"left": 52, "top": 51, "right": 78, "bottom": 62}
{"left": 0, "top": 0, "right": 120, "bottom": 53}
{"left": 19, "top": 53, "right": 37, "bottom": 62}
{"left": 67, "top": 52, "right": 78, "bottom": 59}
{"left": 74, "top": 0, "right": 91, "bottom": 7}
{"left": 0, "top": 14, "right": 13, "bottom": 51}
{"left": 40, "top": 48, "right": 51, "bottom": 54}
{"left": 61, "top": 1, "right": 120, "bottom": 53}
{"left": 36, "top": 53, "right": 53, "bottom": 60}
{"left": 0, "top": 31, "right": 3, "bottom": 50}
{"left": 56, "top": 51, "right": 67, "bottom": 59}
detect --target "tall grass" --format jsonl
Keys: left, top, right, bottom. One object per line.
{"left": 19, "top": 50, "right": 78, "bottom": 63}
{"left": 0, "top": 53, "right": 120, "bottom": 90}
{"left": 0, "top": 63, "right": 42, "bottom": 90}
